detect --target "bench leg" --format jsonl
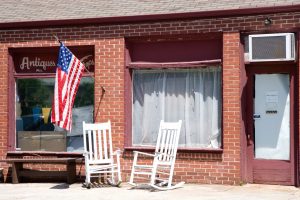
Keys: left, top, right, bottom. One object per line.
{"left": 11, "top": 163, "right": 23, "bottom": 184}
{"left": 66, "top": 161, "right": 76, "bottom": 184}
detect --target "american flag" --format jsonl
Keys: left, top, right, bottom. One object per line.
{"left": 51, "top": 43, "right": 85, "bottom": 131}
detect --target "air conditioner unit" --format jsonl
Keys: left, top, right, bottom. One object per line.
{"left": 249, "top": 33, "right": 295, "bottom": 62}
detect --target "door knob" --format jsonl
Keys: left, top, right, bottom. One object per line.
{"left": 253, "top": 114, "right": 261, "bottom": 119}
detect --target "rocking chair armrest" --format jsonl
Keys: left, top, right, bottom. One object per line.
{"left": 82, "top": 151, "right": 90, "bottom": 156}
{"left": 112, "top": 148, "right": 122, "bottom": 157}
{"left": 133, "top": 151, "right": 155, "bottom": 157}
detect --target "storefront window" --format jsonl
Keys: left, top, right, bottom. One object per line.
{"left": 132, "top": 67, "right": 222, "bottom": 148}
{"left": 16, "top": 77, "right": 94, "bottom": 152}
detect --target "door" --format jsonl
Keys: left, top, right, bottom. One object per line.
{"left": 246, "top": 66, "right": 295, "bottom": 185}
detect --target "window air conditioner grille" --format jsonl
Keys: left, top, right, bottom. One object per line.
{"left": 252, "top": 36, "right": 286, "bottom": 60}
{"left": 248, "top": 33, "right": 295, "bottom": 62}
{"left": 291, "top": 35, "right": 295, "bottom": 59}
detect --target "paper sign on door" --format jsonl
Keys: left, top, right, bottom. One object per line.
{"left": 265, "top": 91, "right": 278, "bottom": 113}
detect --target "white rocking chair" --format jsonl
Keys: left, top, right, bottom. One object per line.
{"left": 82, "top": 121, "right": 121, "bottom": 188}
{"left": 129, "top": 120, "right": 184, "bottom": 190}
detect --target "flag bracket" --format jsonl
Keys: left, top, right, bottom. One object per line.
{"left": 53, "top": 34, "right": 61, "bottom": 44}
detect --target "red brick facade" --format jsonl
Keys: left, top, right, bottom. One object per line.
{"left": 0, "top": 11, "right": 300, "bottom": 185}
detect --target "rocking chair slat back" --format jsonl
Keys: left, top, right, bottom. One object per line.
{"left": 155, "top": 120, "right": 182, "bottom": 162}
{"left": 83, "top": 121, "right": 113, "bottom": 164}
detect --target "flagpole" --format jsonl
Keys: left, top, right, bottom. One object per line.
{"left": 53, "top": 35, "right": 105, "bottom": 122}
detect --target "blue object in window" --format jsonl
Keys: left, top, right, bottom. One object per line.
{"left": 32, "top": 107, "right": 41, "bottom": 124}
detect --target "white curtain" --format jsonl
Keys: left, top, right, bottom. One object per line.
{"left": 132, "top": 66, "right": 221, "bottom": 148}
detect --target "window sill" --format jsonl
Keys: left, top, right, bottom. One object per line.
{"left": 124, "top": 146, "right": 223, "bottom": 153}
{"left": 7, "top": 151, "right": 84, "bottom": 158}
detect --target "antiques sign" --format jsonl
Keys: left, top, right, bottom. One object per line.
{"left": 13, "top": 46, "right": 95, "bottom": 73}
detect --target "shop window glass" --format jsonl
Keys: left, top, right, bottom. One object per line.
{"left": 132, "top": 67, "right": 222, "bottom": 148}
{"left": 16, "top": 77, "right": 94, "bottom": 152}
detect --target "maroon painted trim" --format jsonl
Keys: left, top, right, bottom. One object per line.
{"left": 252, "top": 160, "right": 293, "bottom": 185}
{"left": 6, "top": 151, "right": 83, "bottom": 158}
{"left": 296, "top": 31, "right": 300, "bottom": 187}
{"left": 14, "top": 73, "right": 56, "bottom": 78}
{"left": 1, "top": 5, "right": 300, "bottom": 29}
{"left": 240, "top": 40, "right": 248, "bottom": 183}
{"left": 124, "top": 42, "right": 132, "bottom": 148}
{"left": 127, "top": 59, "right": 221, "bottom": 68}
{"left": 242, "top": 29, "right": 300, "bottom": 36}
{"left": 8, "top": 54, "right": 15, "bottom": 151}
{"left": 126, "top": 33, "right": 223, "bottom": 42}
{"left": 13, "top": 73, "right": 93, "bottom": 78}
{"left": 245, "top": 60, "right": 297, "bottom": 65}
{"left": 125, "top": 47, "right": 132, "bottom": 68}
{"left": 127, "top": 38, "right": 222, "bottom": 64}
{"left": 124, "top": 68, "right": 132, "bottom": 148}
{"left": 297, "top": 88, "right": 300, "bottom": 187}
{"left": 124, "top": 146, "right": 223, "bottom": 153}
{"left": 291, "top": 64, "right": 296, "bottom": 186}
{"left": 245, "top": 66, "right": 255, "bottom": 183}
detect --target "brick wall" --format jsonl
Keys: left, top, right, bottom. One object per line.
{"left": 0, "top": 46, "right": 9, "bottom": 178}
{"left": 222, "top": 32, "right": 241, "bottom": 184}
{"left": 0, "top": 11, "right": 299, "bottom": 184}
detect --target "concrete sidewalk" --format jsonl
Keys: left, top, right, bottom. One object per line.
{"left": 0, "top": 183, "right": 299, "bottom": 200}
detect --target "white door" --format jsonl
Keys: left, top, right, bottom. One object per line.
{"left": 254, "top": 74, "right": 290, "bottom": 160}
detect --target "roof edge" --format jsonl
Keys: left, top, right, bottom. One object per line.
{"left": 0, "top": 4, "right": 300, "bottom": 29}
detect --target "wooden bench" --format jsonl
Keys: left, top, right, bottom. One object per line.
{"left": 5, "top": 158, "right": 77, "bottom": 184}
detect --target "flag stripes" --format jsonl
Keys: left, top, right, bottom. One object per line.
{"left": 51, "top": 43, "right": 85, "bottom": 131}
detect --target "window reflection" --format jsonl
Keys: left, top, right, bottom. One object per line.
{"left": 16, "top": 77, "right": 94, "bottom": 152}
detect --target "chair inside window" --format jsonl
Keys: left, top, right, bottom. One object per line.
{"left": 129, "top": 120, "right": 184, "bottom": 190}
{"left": 82, "top": 120, "right": 121, "bottom": 188}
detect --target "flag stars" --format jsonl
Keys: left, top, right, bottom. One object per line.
{"left": 57, "top": 44, "right": 74, "bottom": 73}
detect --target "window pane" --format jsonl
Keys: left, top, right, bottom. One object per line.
{"left": 132, "top": 67, "right": 222, "bottom": 148}
{"left": 16, "top": 77, "right": 94, "bottom": 152}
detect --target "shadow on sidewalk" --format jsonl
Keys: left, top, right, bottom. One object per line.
{"left": 50, "top": 183, "right": 70, "bottom": 189}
